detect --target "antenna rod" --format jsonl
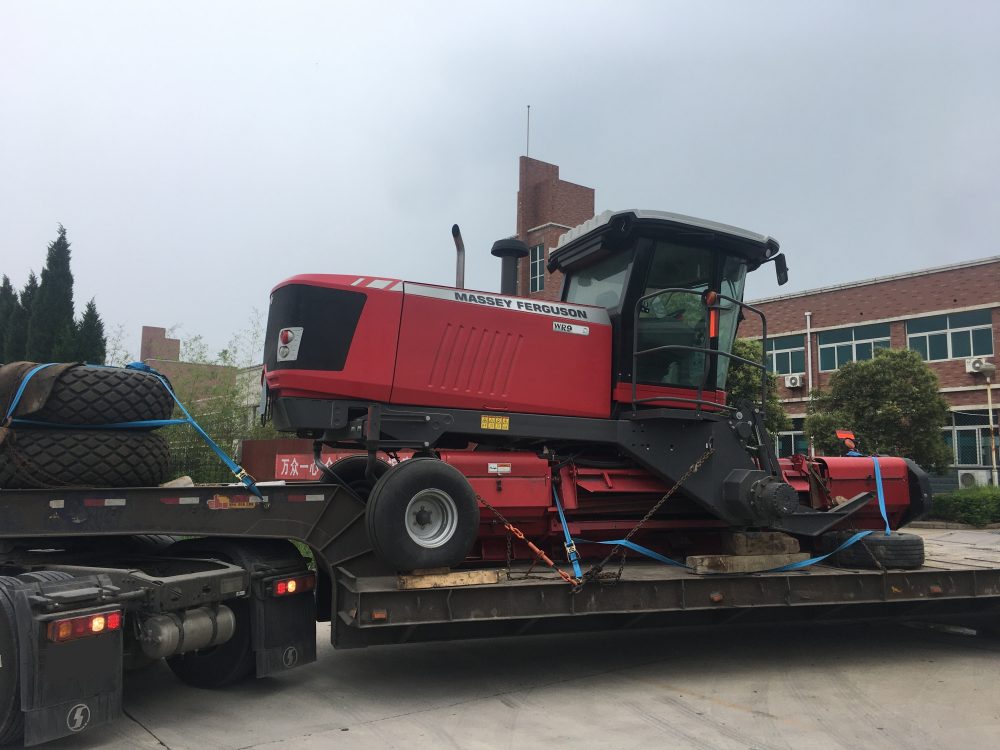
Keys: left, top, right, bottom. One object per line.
{"left": 452, "top": 224, "right": 465, "bottom": 288}
{"left": 526, "top": 104, "right": 530, "bottom": 156}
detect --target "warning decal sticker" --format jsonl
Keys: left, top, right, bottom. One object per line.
{"left": 480, "top": 415, "right": 510, "bottom": 431}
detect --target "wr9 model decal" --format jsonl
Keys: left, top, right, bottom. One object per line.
{"left": 553, "top": 322, "right": 589, "bottom": 336}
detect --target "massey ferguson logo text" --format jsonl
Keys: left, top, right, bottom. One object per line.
{"left": 453, "top": 292, "right": 589, "bottom": 320}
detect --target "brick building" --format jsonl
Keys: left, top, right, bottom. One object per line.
{"left": 139, "top": 325, "right": 237, "bottom": 406}
{"left": 515, "top": 157, "right": 595, "bottom": 299}
{"left": 738, "top": 258, "right": 1000, "bottom": 479}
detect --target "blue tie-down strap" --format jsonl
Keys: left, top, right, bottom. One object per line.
{"left": 573, "top": 530, "right": 876, "bottom": 575}
{"left": 872, "top": 455, "right": 892, "bottom": 536}
{"left": 127, "top": 365, "right": 264, "bottom": 501}
{"left": 7, "top": 361, "right": 263, "bottom": 500}
{"left": 552, "top": 486, "right": 583, "bottom": 579}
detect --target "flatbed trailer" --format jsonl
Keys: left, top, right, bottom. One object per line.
{"left": 0, "top": 482, "right": 998, "bottom": 746}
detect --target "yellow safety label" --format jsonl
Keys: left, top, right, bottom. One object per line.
{"left": 480, "top": 415, "right": 510, "bottom": 431}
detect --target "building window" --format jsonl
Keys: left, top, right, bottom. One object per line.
{"left": 817, "top": 323, "right": 891, "bottom": 371}
{"left": 775, "top": 419, "right": 808, "bottom": 458}
{"left": 765, "top": 334, "right": 805, "bottom": 375}
{"left": 529, "top": 244, "right": 545, "bottom": 293}
{"left": 942, "top": 410, "right": 995, "bottom": 466}
{"left": 907, "top": 309, "right": 993, "bottom": 362}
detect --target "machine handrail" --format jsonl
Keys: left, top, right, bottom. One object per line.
{"left": 630, "top": 288, "right": 769, "bottom": 420}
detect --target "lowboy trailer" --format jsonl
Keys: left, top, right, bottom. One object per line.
{"left": 1, "top": 208, "right": 997, "bottom": 746}
{"left": 0, "top": 481, "right": 997, "bottom": 746}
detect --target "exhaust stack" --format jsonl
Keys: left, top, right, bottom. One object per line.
{"left": 491, "top": 238, "right": 530, "bottom": 296}
{"left": 452, "top": 224, "right": 465, "bottom": 288}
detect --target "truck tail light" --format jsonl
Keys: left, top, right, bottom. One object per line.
{"left": 271, "top": 573, "right": 316, "bottom": 597}
{"left": 47, "top": 610, "right": 123, "bottom": 643}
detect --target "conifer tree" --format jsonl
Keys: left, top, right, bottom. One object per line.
{"left": 3, "top": 273, "right": 38, "bottom": 362}
{"left": 0, "top": 276, "right": 15, "bottom": 361}
{"left": 76, "top": 299, "right": 107, "bottom": 364}
{"left": 26, "top": 225, "right": 74, "bottom": 361}
{"left": 51, "top": 322, "right": 79, "bottom": 362}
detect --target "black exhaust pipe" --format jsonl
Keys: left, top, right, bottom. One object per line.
{"left": 491, "top": 239, "right": 530, "bottom": 296}
{"left": 452, "top": 224, "right": 465, "bottom": 288}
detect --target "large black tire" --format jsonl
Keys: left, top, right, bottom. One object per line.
{"left": 821, "top": 530, "right": 925, "bottom": 570}
{"left": 166, "top": 597, "right": 255, "bottom": 689}
{"left": 365, "top": 457, "right": 480, "bottom": 571}
{"left": 29, "top": 366, "right": 173, "bottom": 426}
{"left": 0, "top": 429, "right": 170, "bottom": 489}
{"left": 165, "top": 539, "right": 306, "bottom": 689}
{"left": 0, "top": 577, "right": 23, "bottom": 746}
{"left": 326, "top": 455, "right": 390, "bottom": 501}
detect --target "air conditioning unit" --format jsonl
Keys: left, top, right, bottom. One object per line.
{"left": 958, "top": 469, "right": 991, "bottom": 488}
{"left": 965, "top": 356, "right": 994, "bottom": 374}
{"left": 784, "top": 374, "right": 804, "bottom": 389}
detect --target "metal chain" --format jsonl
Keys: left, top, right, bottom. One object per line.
{"left": 477, "top": 494, "right": 578, "bottom": 584}
{"left": 573, "top": 445, "right": 715, "bottom": 592}
{"left": 477, "top": 445, "right": 715, "bottom": 590}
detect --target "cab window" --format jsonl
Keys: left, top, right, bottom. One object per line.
{"left": 636, "top": 241, "right": 747, "bottom": 390}
{"left": 564, "top": 250, "right": 634, "bottom": 309}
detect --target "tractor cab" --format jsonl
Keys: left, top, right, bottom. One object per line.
{"left": 549, "top": 210, "right": 784, "bottom": 412}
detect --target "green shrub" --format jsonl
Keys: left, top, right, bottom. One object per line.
{"left": 930, "top": 486, "right": 1000, "bottom": 527}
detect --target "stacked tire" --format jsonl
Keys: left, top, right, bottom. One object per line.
{"left": 0, "top": 366, "right": 174, "bottom": 489}
{"left": 820, "top": 530, "right": 925, "bottom": 570}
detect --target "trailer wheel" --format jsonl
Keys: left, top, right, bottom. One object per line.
{"left": 166, "top": 597, "right": 255, "bottom": 689}
{"left": 0, "top": 577, "right": 24, "bottom": 746}
{"left": 0, "top": 429, "right": 170, "bottom": 489}
{"left": 365, "top": 457, "right": 479, "bottom": 571}
{"left": 327, "top": 455, "right": 390, "bottom": 500}
{"left": 165, "top": 539, "right": 306, "bottom": 689}
{"left": 822, "top": 530, "right": 925, "bottom": 570}
{"left": 29, "top": 365, "right": 173, "bottom": 426}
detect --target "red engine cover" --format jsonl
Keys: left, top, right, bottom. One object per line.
{"left": 266, "top": 276, "right": 614, "bottom": 418}
{"left": 393, "top": 283, "right": 612, "bottom": 417}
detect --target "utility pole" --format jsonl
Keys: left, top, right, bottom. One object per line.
{"left": 980, "top": 363, "right": 998, "bottom": 486}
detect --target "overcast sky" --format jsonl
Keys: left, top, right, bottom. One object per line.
{"left": 2, "top": 1, "right": 998, "bottom": 360}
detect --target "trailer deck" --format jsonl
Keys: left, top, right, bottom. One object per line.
{"left": 2, "top": 484, "right": 998, "bottom": 651}
{"left": 333, "top": 528, "right": 1000, "bottom": 646}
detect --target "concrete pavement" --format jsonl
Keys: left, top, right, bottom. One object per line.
{"left": 55, "top": 619, "right": 1000, "bottom": 750}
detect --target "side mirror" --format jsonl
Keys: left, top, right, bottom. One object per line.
{"left": 773, "top": 253, "right": 788, "bottom": 286}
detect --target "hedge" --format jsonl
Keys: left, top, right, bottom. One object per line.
{"left": 929, "top": 486, "right": 1000, "bottom": 527}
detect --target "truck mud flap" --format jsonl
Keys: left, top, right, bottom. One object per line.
{"left": 9, "top": 581, "right": 123, "bottom": 747}
{"left": 252, "top": 576, "right": 317, "bottom": 677}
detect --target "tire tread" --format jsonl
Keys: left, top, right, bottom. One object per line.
{"left": 30, "top": 366, "right": 173, "bottom": 426}
{"left": 1, "top": 429, "right": 171, "bottom": 488}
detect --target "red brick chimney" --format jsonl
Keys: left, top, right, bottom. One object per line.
{"left": 515, "top": 157, "right": 595, "bottom": 300}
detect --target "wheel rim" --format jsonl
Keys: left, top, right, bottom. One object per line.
{"left": 404, "top": 489, "right": 458, "bottom": 549}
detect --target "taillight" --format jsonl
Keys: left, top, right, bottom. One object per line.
{"left": 270, "top": 573, "right": 316, "bottom": 597}
{"left": 47, "top": 610, "right": 123, "bottom": 643}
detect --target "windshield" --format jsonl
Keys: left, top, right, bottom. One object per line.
{"left": 636, "top": 241, "right": 747, "bottom": 390}
{"left": 564, "top": 249, "right": 634, "bottom": 308}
